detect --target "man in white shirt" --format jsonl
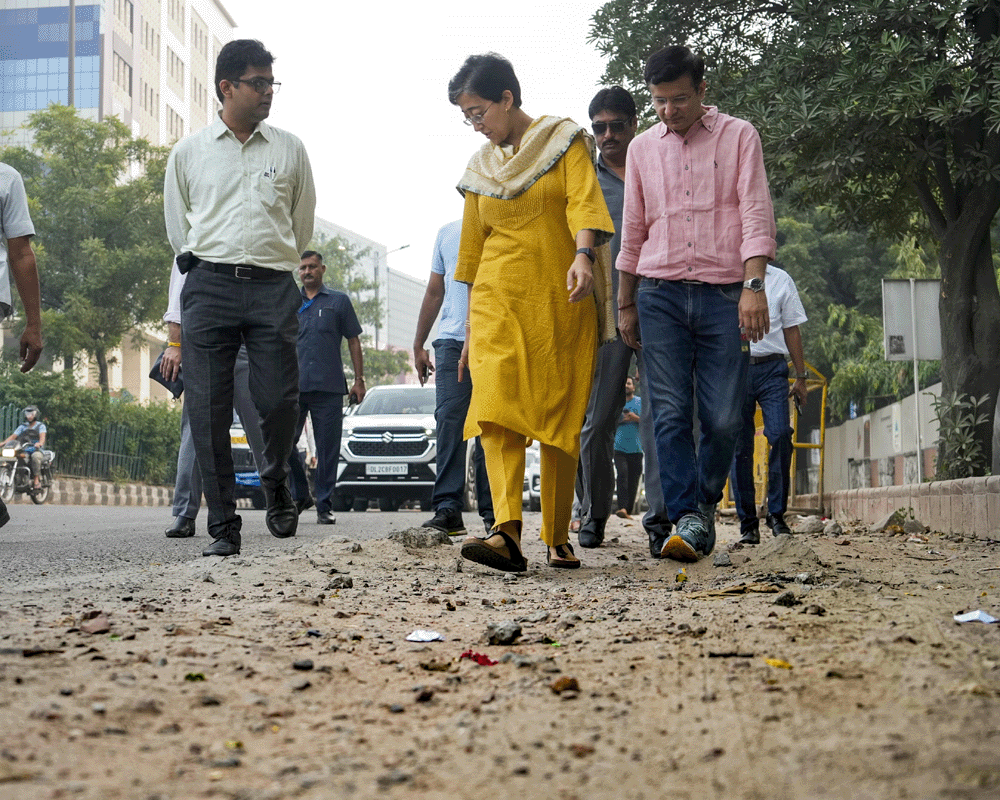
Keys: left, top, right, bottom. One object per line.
{"left": 729, "top": 263, "right": 809, "bottom": 545}
{"left": 0, "top": 162, "right": 44, "bottom": 529}
{"left": 163, "top": 39, "right": 316, "bottom": 557}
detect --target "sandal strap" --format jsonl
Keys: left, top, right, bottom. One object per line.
{"left": 489, "top": 529, "right": 527, "bottom": 569}
{"left": 554, "top": 542, "right": 575, "bottom": 558}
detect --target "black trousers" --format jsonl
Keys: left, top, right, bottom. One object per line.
{"left": 180, "top": 267, "right": 300, "bottom": 538}
{"left": 614, "top": 450, "right": 644, "bottom": 514}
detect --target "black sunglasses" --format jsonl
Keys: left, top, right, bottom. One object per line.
{"left": 592, "top": 120, "right": 629, "bottom": 135}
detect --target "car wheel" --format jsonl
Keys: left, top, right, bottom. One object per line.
{"left": 331, "top": 493, "right": 352, "bottom": 512}
{"left": 251, "top": 490, "right": 266, "bottom": 510}
{"left": 378, "top": 496, "right": 399, "bottom": 512}
{"left": 352, "top": 498, "right": 368, "bottom": 512}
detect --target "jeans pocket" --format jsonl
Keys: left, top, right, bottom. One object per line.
{"left": 716, "top": 283, "right": 743, "bottom": 304}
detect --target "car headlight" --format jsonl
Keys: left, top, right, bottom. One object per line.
{"left": 424, "top": 426, "right": 436, "bottom": 438}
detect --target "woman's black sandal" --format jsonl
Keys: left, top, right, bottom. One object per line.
{"left": 547, "top": 542, "right": 580, "bottom": 569}
{"left": 461, "top": 529, "right": 528, "bottom": 573}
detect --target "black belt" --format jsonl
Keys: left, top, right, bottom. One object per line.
{"left": 192, "top": 258, "right": 286, "bottom": 280}
{"left": 750, "top": 353, "right": 787, "bottom": 365}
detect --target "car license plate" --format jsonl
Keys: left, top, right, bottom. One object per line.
{"left": 231, "top": 434, "right": 247, "bottom": 445}
{"left": 366, "top": 463, "right": 408, "bottom": 476}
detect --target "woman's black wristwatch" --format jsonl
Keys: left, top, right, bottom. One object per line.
{"left": 576, "top": 247, "right": 596, "bottom": 264}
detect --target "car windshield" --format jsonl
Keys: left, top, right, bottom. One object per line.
{"left": 355, "top": 388, "right": 436, "bottom": 416}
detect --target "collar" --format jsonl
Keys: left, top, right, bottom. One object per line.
{"left": 210, "top": 114, "right": 272, "bottom": 142}
{"left": 658, "top": 105, "right": 718, "bottom": 138}
{"left": 596, "top": 153, "right": 625, "bottom": 182}
{"left": 300, "top": 283, "right": 331, "bottom": 299}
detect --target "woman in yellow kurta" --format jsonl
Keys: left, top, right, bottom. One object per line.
{"left": 448, "top": 53, "right": 615, "bottom": 572}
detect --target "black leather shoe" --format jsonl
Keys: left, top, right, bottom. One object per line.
{"left": 317, "top": 510, "right": 336, "bottom": 525}
{"left": 265, "top": 483, "right": 298, "bottom": 538}
{"left": 295, "top": 496, "right": 315, "bottom": 515}
{"left": 647, "top": 525, "right": 671, "bottom": 558}
{"left": 578, "top": 516, "right": 607, "bottom": 549}
{"left": 738, "top": 525, "right": 761, "bottom": 545}
{"left": 766, "top": 513, "right": 791, "bottom": 536}
{"left": 165, "top": 516, "right": 195, "bottom": 538}
{"left": 203, "top": 530, "right": 240, "bottom": 557}
{"left": 422, "top": 507, "right": 466, "bottom": 536}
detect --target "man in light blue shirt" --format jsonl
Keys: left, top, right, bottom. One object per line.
{"left": 413, "top": 220, "right": 493, "bottom": 535}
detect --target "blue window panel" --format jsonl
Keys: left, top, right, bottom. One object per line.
{"left": 13, "top": 77, "right": 25, "bottom": 91}
{"left": 26, "top": 76, "right": 36, "bottom": 91}
{"left": 0, "top": 93, "right": 12, "bottom": 112}
{"left": 38, "top": 8, "right": 69, "bottom": 25}
{"left": 15, "top": 60, "right": 25, "bottom": 75}
{"left": 58, "top": 73, "right": 68, "bottom": 90}
{"left": 36, "top": 91, "right": 48, "bottom": 110}
{"left": 48, "top": 90, "right": 63, "bottom": 106}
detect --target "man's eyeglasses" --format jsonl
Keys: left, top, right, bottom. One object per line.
{"left": 463, "top": 102, "right": 493, "bottom": 126}
{"left": 232, "top": 77, "right": 281, "bottom": 94}
{"left": 592, "top": 120, "right": 629, "bottom": 135}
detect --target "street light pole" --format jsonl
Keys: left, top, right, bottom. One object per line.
{"left": 375, "top": 244, "right": 409, "bottom": 349}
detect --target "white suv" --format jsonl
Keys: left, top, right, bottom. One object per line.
{"left": 335, "top": 385, "right": 437, "bottom": 512}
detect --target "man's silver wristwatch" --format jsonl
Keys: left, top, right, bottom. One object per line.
{"left": 743, "top": 277, "right": 765, "bottom": 293}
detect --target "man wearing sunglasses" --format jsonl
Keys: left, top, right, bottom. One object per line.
{"left": 164, "top": 39, "right": 316, "bottom": 557}
{"left": 574, "top": 88, "right": 671, "bottom": 558}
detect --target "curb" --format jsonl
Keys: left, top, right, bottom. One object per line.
{"left": 9, "top": 477, "right": 174, "bottom": 507}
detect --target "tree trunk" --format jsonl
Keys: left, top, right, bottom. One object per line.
{"left": 94, "top": 348, "right": 110, "bottom": 395}
{"left": 937, "top": 215, "right": 1000, "bottom": 474}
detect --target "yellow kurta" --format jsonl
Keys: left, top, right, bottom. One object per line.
{"left": 456, "top": 134, "right": 614, "bottom": 458}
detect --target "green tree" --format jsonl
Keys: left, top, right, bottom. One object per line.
{"left": 591, "top": 0, "right": 1000, "bottom": 473}
{"left": 304, "top": 233, "right": 409, "bottom": 387}
{"left": 1, "top": 105, "right": 172, "bottom": 393}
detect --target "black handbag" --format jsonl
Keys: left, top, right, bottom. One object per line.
{"left": 149, "top": 350, "right": 183, "bottom": 399}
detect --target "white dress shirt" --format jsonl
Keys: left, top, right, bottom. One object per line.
{"left": 751, "top": 264, "right": 808, "bottom": 357}
{"left": 164, "top": 116, "right": 316, "bottom": 272}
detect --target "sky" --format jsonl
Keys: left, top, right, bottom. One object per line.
{"left": 228, "top": 0, "right": 612, "bottom": 281}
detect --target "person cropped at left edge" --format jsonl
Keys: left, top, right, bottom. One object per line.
{"left": 449, "top": 53, "right": 615, "bottom": 572}
{"left": 287, "top": 250, "right": 366, "bottom": 525}
{"left": 163, "top": 39, "right": 316, "bottom": 557}
{"left": 0, "top": 161, "right": 44, "bottom": 529}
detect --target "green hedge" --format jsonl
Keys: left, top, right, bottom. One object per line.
{"left": 0, "top": 364, "right": 181, "bottom": 484}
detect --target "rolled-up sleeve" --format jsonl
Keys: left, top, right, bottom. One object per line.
{"left": 736, "top": 125, "right": 776, "bottom": 265}
{"left": 617, "top": 144, "right": 646, "bottom": 276}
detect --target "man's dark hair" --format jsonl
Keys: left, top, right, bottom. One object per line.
{"left": 300, "top": 250, "right": 324, "bottom": 263}
{"left": 215, "top": 39, "right": 274, "bottom": 103}
{"left": 644, "top": 45, "right": 705, "bottom": 89}
{"left": 448, "top": 53, "right": 522, "bottom": 108}
{"left": 588, "top": 86, "right": 637, "bottom": 121}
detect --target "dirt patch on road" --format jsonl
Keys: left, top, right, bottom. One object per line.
{"left": 1, "top": 515, "right": 999, "bottom": 800}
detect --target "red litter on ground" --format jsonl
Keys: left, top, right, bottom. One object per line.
{"left": 459, "top": 650, "right": 498, "bottom": 666}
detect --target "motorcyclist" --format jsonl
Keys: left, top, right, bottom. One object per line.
{"left": 1, "top": 405, "right": 46, "bottom": 490}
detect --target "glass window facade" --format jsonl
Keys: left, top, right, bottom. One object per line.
{"left": 0, "top": 5, "right": 102, "bottom": 113}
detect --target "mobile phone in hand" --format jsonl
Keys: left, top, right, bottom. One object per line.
{"left": 349, "top": 392, "right": 359, "bottom": 406}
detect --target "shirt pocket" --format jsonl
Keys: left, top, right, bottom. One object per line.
{"left": 258, "top": 170, "right": 293, "bottom": 211}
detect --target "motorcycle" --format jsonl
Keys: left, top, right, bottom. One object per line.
{"left": 0, "top": 443, "right": 55, "bottom": 504}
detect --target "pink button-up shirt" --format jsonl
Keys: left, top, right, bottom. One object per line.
{"left": 617, "top": 107, "right": 776, "bottom": 284}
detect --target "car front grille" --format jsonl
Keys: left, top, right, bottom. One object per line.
{"left": 348, "top": 440, "right": 428, "bottom": 458}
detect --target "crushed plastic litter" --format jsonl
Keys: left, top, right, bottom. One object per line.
{"left": 953, "top": 610, "right": 999, "bottom": 624}
{"left": 405, "top": 630, "right": 445, "bottom": 642}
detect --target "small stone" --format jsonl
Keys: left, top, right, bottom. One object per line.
{"left": 133, "top": 699, "right": 162, "bottom": 714}
{"left": 347, "top": 542, "right": 363, "bottom": 553}
{"left": 91, "top": 703, "right": 106, "bottom": 715}
{"left": 872, "top": 510, "right": 904, "bottom": 531}
{"left": 199, "top": 695, "right": 223, "bottom": 706}
{"left": 773, "top": 591, "right": 800, "bottom": 607}
{"left": 550, "top": 676, "right": 580, "bottom": 694}
{"left": 823, "top": 520, "right": 843, "bottom": 536}
{"left": 802, "top": 604, "right": 827, "bottom": 616}
{"left": 326, "top": 576, "right": 353, "bottom": 590}
{"left": 795, "top": 572, "right": 815, "bottom": 584}
{"left": 292, "top": 660, "right": 314, "bottom": 671}
{"left": 209, "top": 757, "right": 241, "bottom": 769}
{"left": 712, "top": 552, "right": 732, "bottom": 567}
{"left": 485, "top": 620, "right": 522, "bottom": 646}
{"left": 306, "top": 629, "right": 321, "bottom": 637}
{"left": 902, "top": 519, "right": 927, "bottom": 534}
{"left": 203, "top": 573, "right": 216, "bottom": 584}
{"left": 291, "top": 679, "right": 312, "bottom": 691}
{"left": 376, "top": 769, "right": 411, "bottom": 787}
{"left": 415, "top": 688, "right": 434, "bottom": 702}
{"left": 80, "top": 614, "right": 111, "bottom": 635}
{"left": 796, "top": 517, "right": 826, "bottom": 534}
{"left": 388, "top": 703, "right": 405, "bottom": 713}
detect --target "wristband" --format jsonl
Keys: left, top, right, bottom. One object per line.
{"left": 167, "top": 341, "right": 181, "bottom": 348}
{"left": 795, "top": 374, "right": 807, "bottom": 380}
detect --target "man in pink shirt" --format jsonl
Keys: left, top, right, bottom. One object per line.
{"left": 617, "top": 45, "right": 777, "bottom": 562}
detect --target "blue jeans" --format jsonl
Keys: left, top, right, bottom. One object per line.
{"left": 432, "top": 339, "right": 494, "bottom": 526}
{"left": 636, "top": 278, "right": 748, "bottom": 523}
{"left": 730, "top": 358, "right": 793, "bottom": 531}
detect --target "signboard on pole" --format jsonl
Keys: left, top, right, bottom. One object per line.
{"left": 882, "top": 279, "right": 941, "bottom": 361}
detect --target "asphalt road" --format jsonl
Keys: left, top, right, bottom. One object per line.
{"left": 0, "top": 503, "right": 450, "bottom": 594}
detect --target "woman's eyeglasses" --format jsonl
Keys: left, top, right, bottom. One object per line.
{"left": 463, "top": 102, "right": 494, "bottom": 126}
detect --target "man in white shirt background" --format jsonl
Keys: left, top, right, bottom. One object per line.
{"left": 163, "top": 39, "right": 316, "bottom": 557}
{"left": 729, "top": 263, "right": 809, "bottom": 545}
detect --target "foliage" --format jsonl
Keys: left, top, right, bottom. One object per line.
{"left": 590, "top": 0, "right": 1000, "bottom": 471}
{"left": 303, "top": 233, "right": 409, "bottom": 387}
{"left": 107, "top": 399, "right": 182, "bottom": 485}
{"left": 0, "top": 105, "right": 172, "bottom": 392}
{"left": 0, "top": 363, "right": 106, "bottom": 464}
{"left": 930, "top": 392, "right": 991, "bottom": 479}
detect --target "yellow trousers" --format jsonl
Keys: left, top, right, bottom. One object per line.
{"left": 479, "top": 422, "right": 577, "bottom": 547}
